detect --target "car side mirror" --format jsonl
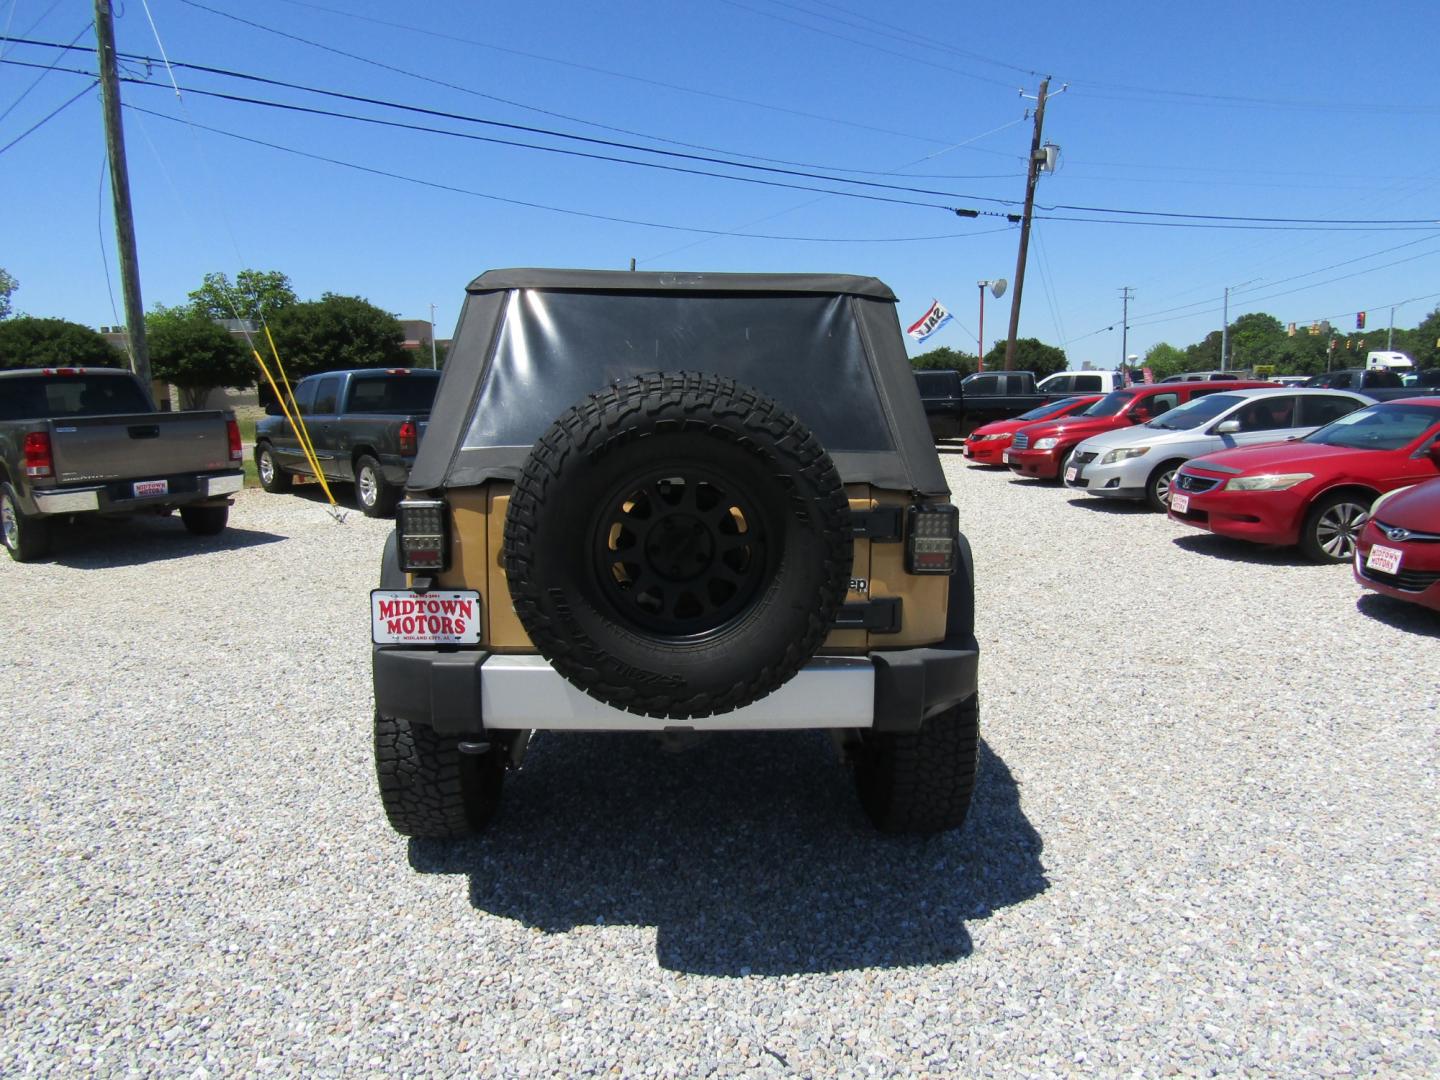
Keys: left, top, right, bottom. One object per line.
{"left": 1214, "top": 419, "right": 1241, "bottom": 435}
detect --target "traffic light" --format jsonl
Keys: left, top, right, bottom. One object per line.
{"left": 1356, "top": 311, "right": 1367, "bottom": 329}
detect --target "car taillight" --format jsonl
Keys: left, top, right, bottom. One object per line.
{"left": 398, "top": 420, "right": 418, "bottom": 456}
{"left": 396, "top": 498, "right": 448, "bottom": 572}
{"left": 905, "top": 504, "right": 958, "bottom": 575}
{"left": 23, "top": 432, "right": 53, "bottom": 478}
{"left": 226, "top": 419, "right": 243, "bottom": 462}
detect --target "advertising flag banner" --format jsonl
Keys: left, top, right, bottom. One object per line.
{"left": 907, "top": 299, "right": 953, "bottom": 342}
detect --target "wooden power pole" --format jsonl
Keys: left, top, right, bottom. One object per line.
{"left": 1003, "top": 77, "right": 1050, "bottom": 371}
{"left": 94, "top": 0, "right": 150, "bottom": 390}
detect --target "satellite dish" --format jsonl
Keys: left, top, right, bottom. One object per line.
{"left": 991, "top": 279, "right": 1008, "bottom": 299}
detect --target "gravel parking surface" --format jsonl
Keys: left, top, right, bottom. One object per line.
{"left": 2, "top": 463, "right": 1436, "bottom": 1077}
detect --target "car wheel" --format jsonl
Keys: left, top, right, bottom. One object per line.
{"left": 255, "top": 443, "right": 292, "bottom": 493}
{"left": 373, "top": 711, "right": 504, "bottom": 838}
{"left": 179, "top": 504, "right": 229, "bottom": 536}
{"left": 1300, "top": 492, "right": 1370, "bottom": 562}
{"left": 504, "top": 371, "right": 852, "bottom": 719}
{"left": 1145, "top": 460, "right": 1184, "bottom": 513}
{"left": 854, "top": 695, "right": 980, "bottom": 834}
{"left": 355, "top": 454, "right": 398, "bottom": 518}
{"left": 1, "top": 481, "right": 51, "bottom": 562}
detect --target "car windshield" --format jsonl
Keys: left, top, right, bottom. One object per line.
{"left": 1018, "top": 396, "right": 1085, "bottom": 421}
{"left": 0, "top": 373, "right": 151, "bottom": 420}
{"left": 1145, "top": 393, "right": 1244, "bottom": 430}
{"left": 1081, "top": 390, "right": 1136, "bottom": 418}
{"left": 1304, "top": 402, "right": 1440, "bottom": 451}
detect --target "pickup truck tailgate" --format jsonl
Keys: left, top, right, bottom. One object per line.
{"left": 49, "top": 411, "right": 234, "bottom": 484}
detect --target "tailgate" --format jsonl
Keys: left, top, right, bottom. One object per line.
{"left": 49, "top": 412, "right": 233, "bottom": 484}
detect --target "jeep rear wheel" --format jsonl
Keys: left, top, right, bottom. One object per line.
{"left": 504, "top": 372, "right": 852, "bottom": 719}
{"left": 373, "top": 712, "right": 504, "bottom": 838}
{"left": 854, "top": 695, "right": 980, "bottom": 834}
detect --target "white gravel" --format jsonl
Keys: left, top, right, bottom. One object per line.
{"left": 1, "top": 462, "right": 1436, "bottom": 1078}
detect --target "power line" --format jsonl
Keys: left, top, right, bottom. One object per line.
{"left": 0, "top": 77, "right": 93, "bottom": 156}
{"left": 0, "top": 19, "right": 89, "bottom": 125}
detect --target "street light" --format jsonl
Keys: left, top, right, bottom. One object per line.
{"left": 977, "top": 278, "right": 1007, "bottom": 372}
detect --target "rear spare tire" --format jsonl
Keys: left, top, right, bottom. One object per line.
{"left": 504, "top": 371, "right": 852, "bottom": 719}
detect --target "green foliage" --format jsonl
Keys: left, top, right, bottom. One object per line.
{"left": 0, "top": 268, "right": 16, "bottom": 320}
{"left": 1143, "top": 343, "right": 1186, "bottom": 379}
{"left": 0, "top": 317, "right": 123, "bottom": 370}
{"left": 146, "top": 305, "right": 253, "bottom": 410}
{"left": 1227, "top": 312, "right": 1285, "bottom": 369}
{"left": 266, "top": 293, "right": 407, "bottom": 378}
{"left": 910, "top": 345, "right": 977, "bottom": 374}
{"left": 188, "top": 269, "right": 297, "bottom": 322}
{"left": 981, "top": 337, "right": 1068, "bottom": 378}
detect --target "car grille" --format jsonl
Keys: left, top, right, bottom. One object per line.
{"left": 1374, "top": 520, "right": 1440, "bottom": 543}
{"left": 1012, "top": 433, "right": 1029, "bottom": 450}
{"left": 1073, "top": 451, "right": 1097, "bottom": 465}
{"left": 1175, "top": 473, "right": 1220, "bottom": 494}
{"left": 1359, "top": 565, "right": 1440, "bottom": 592}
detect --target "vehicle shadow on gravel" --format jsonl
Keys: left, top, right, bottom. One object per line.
{"left": 408, "top": 733, "right": 1047, "bottom": 976}
{"left": 1064, "top": 497, "right": 1151, "bottom": 515}
{"left": 1170, "top": 533, "right": 1318, "bottom": 567}
{"left": 42, "top": 517, "right": 285, "bottom": 568}
{"left": 1355, "top": 593, "right": 1440, "bottom": 637}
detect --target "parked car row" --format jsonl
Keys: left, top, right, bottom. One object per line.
{"left": 965, "top": 383, "right": 1440, "bottom": 614}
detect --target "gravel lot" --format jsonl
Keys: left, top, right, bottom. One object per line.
{"left": 2, "top": 460, "right": 1436, "bottom": 1077}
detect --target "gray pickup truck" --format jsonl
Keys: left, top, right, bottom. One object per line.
{"left": 1, "top": 367, "right": 244, "bottom": 562}
{"left": 254, "top": 368, "right": 440, "bottom": 517}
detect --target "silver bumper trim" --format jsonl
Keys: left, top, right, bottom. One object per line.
{"left": 205, "top": 473, "right": 244, "bottom": 497}
{"left": 481, "top": 654, "right": 876, "bottom": 731}
{"left": 33, "top": 488, "right": 100, "bottom": 514}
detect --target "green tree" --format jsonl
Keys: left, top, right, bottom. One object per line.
{"left": 910, "top": 345, "right": 977, "bottom": 374}
{"left": 1143, "top": 342, "right": 1187, "bottom": 379}
{"left": 1227, "top": 312, "right": 1286, "bottom": 369}
{"left": 1411, "top": 305, "right": 1440, "bottom": 368}
{"left": 188, "top": 269, "right": 297, "bottom": 322}
{"left": 266, "top": 293, "right": 407, "bottom": 378}
{"left": 981, "top": 338, "right": 1068, "bottom": 378}
{"left": 0, "top": 317, "right": 122, "bottom": 370}
{"left": 0, "top": 268, "right": 16, "bottom": 320}
{"left": 146, "top": 306, "right": 253, "bottom": 409}
{"left": 1185, "top": 330, "right": 1223, "bottom": 371}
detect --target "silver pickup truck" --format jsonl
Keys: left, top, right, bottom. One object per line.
{"left": 0, "top": 367, "right": 244, "bottom": 562}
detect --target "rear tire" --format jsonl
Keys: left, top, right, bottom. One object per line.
{"left": 255, "top": 443, "right": 293, "bottom": 493}
{"left": 1300, "top": 492, "right": 1370, "bottom": 563}
{"left": 855, "top": 695, "right": 980, "bottom": 834}
{"left": 180, "top": 504, "right": 229, "bottom": 536}
{"left": 374, "top": 712, "right": 504, "bottom": 838}
{"left": 1145, "top": 460, "right": 1184, "bottom": 513}
{"left": 1, "top": 481, "right": 51, "bottom": 562}
{"left": 355, "top": 454, "right": 398, "bottom": 518}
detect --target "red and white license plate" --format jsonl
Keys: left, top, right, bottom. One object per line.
{"left": 133, "top": 479, "right": 168, "bottom": 498}
{"left": 1065, "top": 467, "right": 1078, "bottom": 483}
{"left": 1365, "top": 544, "right": 1402, "bottom": 575}
{"left": 371, "top": 590, "right": 482, "bottom": 645}
{"left": 1170, "top": 492, "right": 1190, "bottom": 513}
{"left": 1003, "top": 451, "right": 1013, "bottom": 464}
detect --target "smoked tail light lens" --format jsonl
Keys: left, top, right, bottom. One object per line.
{"left": 398, "top": 420, "right": 418, "bottom": 456}
{"left": 23, "top": 432, "right": 54, "bottom": 478}
{"left": 906, "top": 504, "right": 958, "bottom": 575}
{"left": 396, "top": 498, "right": 448, "bottom": 572}
{"left": 227, "top": 419, "right": 243, "bottom": 462}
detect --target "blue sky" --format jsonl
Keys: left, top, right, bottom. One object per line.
{"left": 2, "top": 0, "right": 1438, "bottom": 365}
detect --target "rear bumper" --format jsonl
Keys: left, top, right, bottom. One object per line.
{"left": 29, "top": 472, "right": 243, "bottom": 516}
{"left": 373, "top": 632, "right": 980, "bottom": 737}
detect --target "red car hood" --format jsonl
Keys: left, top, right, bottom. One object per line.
{"left": 1373, "top": 476, "right": 1440, "bottom": 530}
{"left": 1020, "top": 415, "right": 1129, "bottom": 439}
{"left": 970, "top": 417, "right": 1032, "bottom": 437}
{"left": 1185, "top": 441, "right": 1376, "bottom": 475}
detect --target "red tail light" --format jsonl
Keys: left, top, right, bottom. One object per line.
{"left": 227, "top": 419, "right": 243, "bottom": 462}
{"left": 23, "top": 432, "right": 53, "bottom": 478}
{"left": 398, "top": 420, "right": 418, "bottom": 456}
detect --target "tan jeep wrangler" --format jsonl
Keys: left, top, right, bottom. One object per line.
{"left": 371, "top": 269, "right": 979, "bottom": 837}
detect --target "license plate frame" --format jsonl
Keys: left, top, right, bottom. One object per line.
{"left": 133, "top": 478, "right": 168, "bottom": 498}
{"left": 1065, "top": 467, "right": 1078, "bottom": 483}
{"left": 371, "top": 590, "right": 482, "bottom": 645}
{"left": 1365, "top": 544, "right": 1402, "bottom": 575}
{"left": 1170, "top": 492, "right": 1190, "bottom": 513}
{"left": 1003, "top": 450, "right": 1013, "bottom": 464}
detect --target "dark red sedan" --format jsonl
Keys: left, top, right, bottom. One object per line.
{"left": 1354, "top": 477, "right": 1440, "bottom": 612}
{"left": 962, "top": 396, "right": 1100, "bottom": 465}
{"left": 1170, "top": 398, "right": 1440, "bottom": 562}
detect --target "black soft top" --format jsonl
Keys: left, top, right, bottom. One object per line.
{"left": 409, "top": 268, "right": 946, "bottom": 496}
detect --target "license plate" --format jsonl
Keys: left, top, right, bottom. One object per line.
{"left": 1170, "top": 493, "right": 1189, "bottom": 513}
{"left": 1065, "top": 467, "right": 1078, "bottom": 483}
{"left": 133, "top": 479, "right": 168, "bottom": 498}
{"left": 1366, "top": 545, "right": 1402, "bottom": 575}
{"left": 371, "top": 590, "right": 481, "bottom": 645}
{"left": 1003, "top": 451, "right": 1013, "bottom": 463}
{"left": 962, "top": 446, "right": 972, "bottom": 457}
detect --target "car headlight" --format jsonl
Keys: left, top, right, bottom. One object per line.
{"left": 1033, "top": 437, "right": 1060, "bottom": 450}
{"left": 1226, "top": 473, "right": 1314, "bottom": 492}
{"left": 974, "top": 433, "right": 1004, "bottom": 441}
{"left": 1100, "top": 446, "right": 1149, "bottom": 464}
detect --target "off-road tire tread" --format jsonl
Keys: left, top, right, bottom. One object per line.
{"left": 503, "top": 371, "right": 852, "bottom": 719}
{"left": 373, "top": 712, "right": 502, "bottom": 838}
{"left": 856, "top": 695, "right": 980, "bottom": 834}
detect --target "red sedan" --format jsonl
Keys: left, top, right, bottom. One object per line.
{"left": 962, "top": 395, "right": 1100, "bottom": 465}
{"left": 1354, "top": 477, "right": 1440, "bottom": 612}
{"left": 1170, "top": 398, "right": 1440, "bottom": 561}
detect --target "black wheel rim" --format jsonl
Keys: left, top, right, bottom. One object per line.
{"left": 589, "top": 466, "right": 773, "bottom": 638}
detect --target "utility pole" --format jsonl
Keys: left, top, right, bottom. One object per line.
{"left": 429, "top": 303, "right": 438, "bottom": 369}
{"left": 1388, "top": 305, "right": 1396, "bottom": 351}
{"left": 1119, "top": 287, "right": 1133, "bottom": 374}
{"left": 94, "top": 0, "right": 150, "bottom": 391}
{"left": 1004, "top": 77, "right": 1049, "bottom": 370}
{"left": 1220, "top": 286, "right": 1230, "bottom": 372}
